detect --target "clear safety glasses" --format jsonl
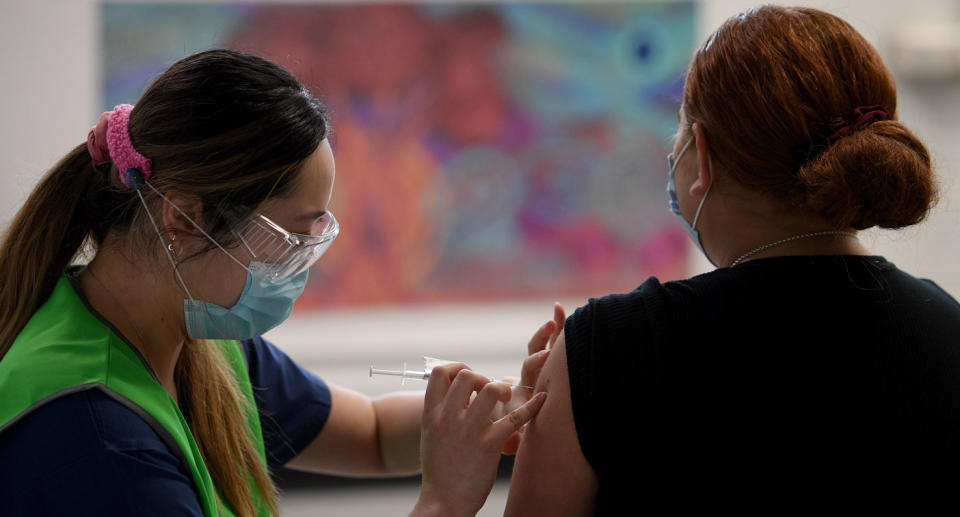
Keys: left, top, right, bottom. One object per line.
{"left": 136, "top": 181, "right": 339, "bottom": 302}
{"left": 231, "top": 211, "right": 339, "bottom": 284}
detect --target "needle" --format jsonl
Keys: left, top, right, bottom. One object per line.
{"left": 369, "top": 365, "right": 534, "bottom": 390}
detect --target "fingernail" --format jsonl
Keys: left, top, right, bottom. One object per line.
{"left": 537, "top": 348, "right": 551, "bottom": 361}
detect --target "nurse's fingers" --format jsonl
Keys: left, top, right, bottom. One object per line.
{"left": 519, "top": 348, "right": 551, "bottom": 395}
{"left": 491, "top": 392, "right": 547, "bottom": 444}
{"left": 444, "top": 369, "right": 491, "bottom": 412}
{"left": 424, "top": 363, "right": 471, "bottom": 412}
{"left": 466, "top": 381, "right": 512, "bottom": 421}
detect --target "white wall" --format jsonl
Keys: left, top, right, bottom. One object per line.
{"left": 2, "top": 0, "right": 960, "bottom": 390}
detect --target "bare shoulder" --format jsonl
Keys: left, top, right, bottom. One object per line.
{"left": 504, "top": 331, "right": 598, "bottom": 516}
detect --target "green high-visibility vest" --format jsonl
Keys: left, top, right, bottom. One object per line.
{"left": 0, "top": 274, "right": 270, "bottom": 517}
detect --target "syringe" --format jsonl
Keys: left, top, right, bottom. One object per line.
{"left": 368, "top": 362, "right": 429, "bottom": 385}
{"left": 369, "top": 360, "right": 533, "bottom": 389}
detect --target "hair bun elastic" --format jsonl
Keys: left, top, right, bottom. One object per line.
{"left": 829, "top": 105, "right": 891, "bottom": 143}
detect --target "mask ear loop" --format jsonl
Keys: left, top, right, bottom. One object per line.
{"left": 142, "top": 182, "right": 250, "bottom": 271}
{"left": 136, "top": 186, "right": 196, "bottom": 302}
{"left": 690, "top": 154, "right": 713, "bottom": 230}
{"left": 135, "top": 181, "right": 248, "bottom": 341}
{"left": 691, "top": 155, "right": 717, "bottom": 267}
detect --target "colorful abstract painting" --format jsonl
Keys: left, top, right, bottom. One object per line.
{"left": 103, "top": 3, "right": 696, "bottom": 309}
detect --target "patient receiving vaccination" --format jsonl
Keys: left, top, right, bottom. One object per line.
{"left": 497, "top": 5, "right": 960, "bottom": 513}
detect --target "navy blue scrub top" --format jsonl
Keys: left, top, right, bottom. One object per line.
{"left": 0, "top": 336, "right": 332, "bottom": 516}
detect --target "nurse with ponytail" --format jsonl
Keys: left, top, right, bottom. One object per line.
{"left": 0, "top": 49, "right": 547, "bottom": 516}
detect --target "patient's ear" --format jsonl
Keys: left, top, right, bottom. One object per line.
{"left": 690, "top": 122, "right": 712, "bottom": 197}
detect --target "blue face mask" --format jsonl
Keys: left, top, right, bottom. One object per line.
{"left": 183, "top": 264, "right": 309, "bottom": 340}
{"left": 140, "top": 194, "right": 317, "bottom": 340}
{"left": 132, "top": 179, "right": 335, "bottom": 341}
{"left": 667, "top": 138, "right": 716, "bottom": 266}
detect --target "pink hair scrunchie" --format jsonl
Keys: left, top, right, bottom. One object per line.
{"left": 86, "top": 104, "right": 153, "bottom": 189}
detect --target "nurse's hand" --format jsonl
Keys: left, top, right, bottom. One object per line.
{"left": 493, "top": 303, "right": 565, "bottom": 453}
{"left": 412, "top": 363, "right": 547, "bottom": 517}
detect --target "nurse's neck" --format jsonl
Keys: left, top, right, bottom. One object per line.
{"left": 78, "top": 241, "right": 186, "bottom": 404}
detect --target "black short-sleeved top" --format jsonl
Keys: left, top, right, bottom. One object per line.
{"left": 565, "top": 255, "right": 960, "bottom": 510}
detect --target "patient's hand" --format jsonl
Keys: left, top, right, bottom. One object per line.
{"left": 494, "top": 303, "right": 565, "bottom": 453}
{"left": 413, "top": 363, "right": 547, "bottom": 517}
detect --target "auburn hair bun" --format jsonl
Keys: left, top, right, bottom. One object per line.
{"left": 682, "top": 6, "right": 938, "bottom": 230}
{"left": 798, "top": 120, "right": 936, "bottom": 230}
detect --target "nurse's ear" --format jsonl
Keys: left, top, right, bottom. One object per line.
{"left": 160, "top": 190, "right": 206, "bottom": 238}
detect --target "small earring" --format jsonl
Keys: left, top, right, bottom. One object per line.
{"left": 167, "top": 233, "right": 181, "bottom": 266}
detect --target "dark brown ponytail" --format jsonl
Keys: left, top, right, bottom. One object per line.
{"left": 0, "top": 144, "right": 101, "bottom": 356}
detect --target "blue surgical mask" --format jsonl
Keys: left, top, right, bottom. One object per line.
{"left": 184, "top": 264, "right": 309, "bottom": 340}
{"left": 667, "top": 138, "right": 716, "bottom": 266}
{"left": 135, "top": 185, "right": 320, "bottom": 340}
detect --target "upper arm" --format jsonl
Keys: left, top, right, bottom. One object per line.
{"left": 246, "top": 337, "right": 421, "bottom": 476}
{"left": 504, "top": 331, "right": 598, "bottom": 516}
{"left": 284, "top": 382, "right": 382, "bottom": 476}
{"left": 286, "top": 383, "right": 425, "bottom": 477}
